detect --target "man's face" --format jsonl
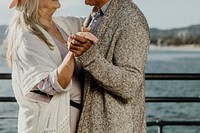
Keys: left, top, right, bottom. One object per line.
{"left": 84, "top": 0, "right": 109, "bottom": 8}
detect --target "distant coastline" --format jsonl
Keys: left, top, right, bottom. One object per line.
{"left": 1, "top": 24, "right": 200, "bottom": 52}
{"left": 150, "top": 44, "right": 200, "bottom": 51}
{"left": 1, "top": 43, "right": 200, "bottom": 52}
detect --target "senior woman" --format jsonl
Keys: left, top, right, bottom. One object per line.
{"left": 4, "top": 0, "right": 97, "bottom": 132}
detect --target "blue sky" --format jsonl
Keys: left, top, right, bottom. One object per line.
{"left": 0, "top": 0, "right": 200, "bottom": 30}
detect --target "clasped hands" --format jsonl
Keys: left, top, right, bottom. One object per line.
{"left": 67, "top": 27, "right": 98, "bottom": 57}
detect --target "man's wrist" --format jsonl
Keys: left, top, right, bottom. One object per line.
{"left": 77, "top": 45, "right": 98, "bottom": 67}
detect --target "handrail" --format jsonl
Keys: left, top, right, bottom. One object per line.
{"left": 146, "top": 97, "right": 200, "bottom": 102}
{"left": 147, "top": 120, "right": 200, "bottom": 126}
{"left": 0, "top": 97, "right": 16, "bottom": 102}
{"left": 1, "top": 97, "right": 200, "bottom": 103}
{"left": 0, "top": 73, "right": 11, "bottom": 79}
{"left": 1, "top": 73, "right": 200, "bottom": 80}
{"left": 146, "top": 73, "right": 200, "bottom": 80}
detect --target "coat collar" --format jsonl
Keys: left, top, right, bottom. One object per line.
{"left": 94, "top": 0, "right": 128, "bottom": 38}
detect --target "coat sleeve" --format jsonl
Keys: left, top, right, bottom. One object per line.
{"left": 77, "top": 15, "right": 150, "bottom": 101}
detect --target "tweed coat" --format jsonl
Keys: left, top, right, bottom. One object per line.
{"left": 77, "top": 0, "right": 150, "bottom": 132}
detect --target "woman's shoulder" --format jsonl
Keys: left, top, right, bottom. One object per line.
{"left": 19, "top": 31, "right": 43, "bottom": 49}
{"left": 53, "top": 16, "right": 85, "bottom": 34}
{"left": 21, "top": 31, "right": 41, "bottom": 42}
{"left": 53, "top": 16, "right": 84, "bottom": 23}
{"left": 21, "top": 31, "right": 38, "bottom": 39}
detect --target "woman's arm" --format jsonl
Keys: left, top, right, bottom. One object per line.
{"left": 17, "top": 33, "right": 74, "bottom": 96}
{"left": 57, "top": 51, "right": 74, "bottom": 89}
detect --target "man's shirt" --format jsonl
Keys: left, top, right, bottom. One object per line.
{"left": 90, "top": 1, "right": 111, "bottom": 33}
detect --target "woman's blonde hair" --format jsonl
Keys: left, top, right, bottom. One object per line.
{"left": 3, "top": 0, "right": 53, "bottom": 67}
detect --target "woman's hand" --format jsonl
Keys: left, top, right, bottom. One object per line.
{"left": 76, "top": 32, "right": 98, "bottom": 44}
{"left": 81, "top": 26, "right": 90, "bottom": 32}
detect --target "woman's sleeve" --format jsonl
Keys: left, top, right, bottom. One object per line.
{"left": 17, "top": 32, "right": 72, "bottom": 100}
{"left": 32, "top": 69, "right": 72, "bottom": 96}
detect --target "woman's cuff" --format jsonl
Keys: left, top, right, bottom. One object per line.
{"left": 49, "top": 69, "right": 72, "bottom": 93}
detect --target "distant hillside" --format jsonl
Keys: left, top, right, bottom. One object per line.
{"left": 0, "top": 25, "right": 7, "bottom": 45}
{"left": 150, "top": 25, "right": 200, "bottom": 38}
{"left": 1, "top": 24, "right": 200, "bottom": 46}
{"left": 150, "top": 24, "right": 200, "bottom": 46}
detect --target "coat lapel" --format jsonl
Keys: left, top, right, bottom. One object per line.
{"left": 91, "top": 0, "right": 127, "bottom": 59}
{"left": 94, "top": 0, "right": 125, "bottom": 39}
{"left": 82, "top": 0, "right": 127, "bottom": 101}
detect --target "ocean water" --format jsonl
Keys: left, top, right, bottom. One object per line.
{"left": 146, "top": 50, "right": 200, "bottom": 133}
{"left": 0, "top": 48, "right": 200, "bottom": 133}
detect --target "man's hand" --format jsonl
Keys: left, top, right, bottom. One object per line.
{"left": 68, "top": 34, "right": 94, "bottom": 57}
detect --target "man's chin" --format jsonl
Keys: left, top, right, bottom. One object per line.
{"left": 85, "top": 2, "right": 89, "bottom": 5}
{"left": 85, "top": 1, "right": 92, "bottom": 6}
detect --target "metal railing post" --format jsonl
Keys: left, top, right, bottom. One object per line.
{"left": 158, "top": 126, "right": 163, "bottom": 133}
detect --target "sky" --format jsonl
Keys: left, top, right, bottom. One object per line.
{"left": 0, "top": 0, "right": 200, "bottom": 30}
